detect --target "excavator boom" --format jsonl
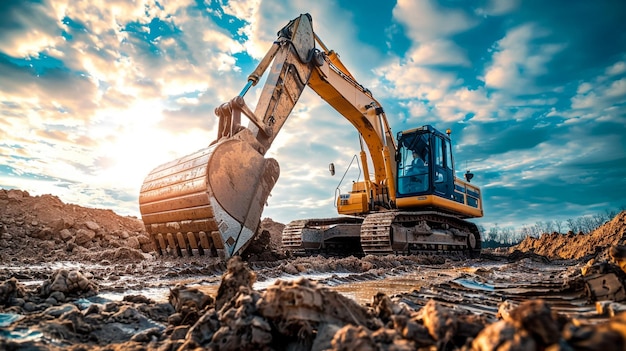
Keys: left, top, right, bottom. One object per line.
{"left": 139, "top": 14, "right": 318, "bottom": 258}
{"left": 139, "top": 13, "right": 483, "bottom": 258}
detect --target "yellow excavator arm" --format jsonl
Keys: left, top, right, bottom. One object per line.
{"left": 139, "top": 14, "right": 398, "bottom": 258}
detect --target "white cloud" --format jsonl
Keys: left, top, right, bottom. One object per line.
{"left": 606, "top": 78, "right": 626, "bottom": 98}
{"left": 393, "top": 0, "right": 476, "bottom": 41}
{"left": 566, "top": 61, "right": 626, "bottom": 124}
{"left": 477, "top": 0, "right": 520, "bottom": 16}
{"left": 390, "top": 0, "right": 476, "bottom": 68}
{"left": 407, "top": 39, "right": 470, "bottom": 66}
{"left": 484, "top": 24, "right": 565, "bottom": 94}
{"left": 375, "top": 61, "right": 458, "bottom": 101}
{"left": 606, "top": 60, "right": 626, "bottom": 76}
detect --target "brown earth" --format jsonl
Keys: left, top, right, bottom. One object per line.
{"left": 0, "top": 189, "right": 152, "bottom": 264}
{"left": 510, "top": 211, "right": 626, "bottom": 261}
{"left": 3, "top": 188, "right": 626, "bottom": 350}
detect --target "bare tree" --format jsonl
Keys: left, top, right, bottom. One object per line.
{"left": 606, "top": 208, "right": 618, "bottom": 220}
{"left": 593, "top": 213, "right": 607, "bottom": 228}
{"left": 487, "top": 223, "right": 499, "bottom": 242}
{"left": 566, "top": 218, "right": 578, "bottom": 234}
{"left": 545, "top": 220, "right": 554, "bottom": 234}
{"left": 520, "top": 226, "right": 531, "bottom": 238}
{"left": 553, "top": 219, "right": 564, "bottom": 234}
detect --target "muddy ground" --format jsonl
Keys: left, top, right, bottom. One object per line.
{"left": 2, "top": 188, "right": 626, "bottom": 350}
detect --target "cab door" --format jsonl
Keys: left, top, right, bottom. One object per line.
{"left": 433, "top": 135, "right": 454, "bottom": 198}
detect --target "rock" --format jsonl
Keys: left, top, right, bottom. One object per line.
{"left": 83, "top": 221, "right": 100, "bottom": 231}
{"left": 282, "top": 262, "right": 299, "bottom": 275}
{"left": 67, "top": 270, "right": 91, "bottom": 291}
{"left": 52, "top": 217, "right": 74, "bottom": 231}
{"left": 23, "top": 301, "right": 37, "bottom": 312}
{"left": 130, "top": 326, "right": 162, "bottom": 342}
{"left": 123, "top": 294, "right": 154, "bottom": 304}
{"left": 419, "top": 299, "right": 457, "bottom": 346}
{"left": 471, "top": 320, "right": 535, "bottom": 351}
{"left": 561, "top": 312, "right": 626, "bottom": 349}
{"left": 183, "top": 309, "right": 220, "bottom": 348}
{"left": 215, "top": 256, "right": 256, "bottom": 311}
{"left": 169, "top": 285, "right": 214, "bottom": 313}
{"left": 136, "top": 234, "right": 151, "bottom": 245}
{"left": 171, "top": 326, "right": 190, "bottom": 340}
{"left": 44, "top": 303, "right": 79, "bottom": 317}
{"left": 257, "top": 277, "right": 371, "bottom": 337}
{"left": 50, "top": 291, "right": 66, "bottom": 303}
{"left": 140, "top": 243, "right": 154, "bottom": 253}
{"left": 311, "top": 323, "right": 341, "bottom": 351}
{"left": 0, "top": 278, "right": 26, "bottom": 305}
{"left": 40, "top": 269, "right": 97, "bottom": 297}
{"left": 35, "top": 226, "right": 54, "bottom": 239}
{"left": 331, "top": 325, "right": 377, "bottom": 351}
{"left": 126, "top": 236, "right": 140, "bottom": 250}
{"left": 59, "top": 229, "right": 73, "bottom": 241}
{"left": 507, "top": 299, "right": 561, "bottom": 346}
{"left": 48, "top": 270, "right": 70, "bottom": 293}
{"left": 74, "top": 229, "right": 96, "bottom": 245}
{"left": 392, "top": 315, "right": 434, "bottom": 347}
{"left": 210, "top": 289, "right": 271, "bottom": 349}
{"left": 472, "top": 299, "right": 561, "bottom": 350}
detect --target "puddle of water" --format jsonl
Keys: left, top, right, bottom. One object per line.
{"left": 97, "top": 272, "right": 354, "bottom": 303}
{"left": 330, "top": 275, "right": 422, "bottom": 304}
{"left": 0, "top": 328, "right": 43, "bottom": 342}
{"left": 99, "top": 286, "right": 174, "bottom": 303}
{"left": 0, "top": 313, "right": 23, "bottom": 327}
{"left": 453, "top": 278, "right": 495, "bottom": 291}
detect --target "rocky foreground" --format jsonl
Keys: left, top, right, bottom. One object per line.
{"left": 2, "top": 188, "right": 626, "bottom": 350}
{"left": 3, "top": 254, "right": 626, "bottom": 351}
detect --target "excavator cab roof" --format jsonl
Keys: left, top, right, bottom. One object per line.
{"left": 397, "top": 125, "right": 450, "bottom": 141}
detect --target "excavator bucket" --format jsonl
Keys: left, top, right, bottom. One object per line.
{"left": 139, "top": 138, "right": 279, "bottom": 258}
{"left": 139, "top": 14, "right": 316, "bottom": 259}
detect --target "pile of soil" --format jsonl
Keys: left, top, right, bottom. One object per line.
{"left": 510, "top": 211, "right": 626, "bottom": 260}
{"left": 240, "top": 218, "right": 286, "bottom": 261}
{"left": 0, "top": 189, "right": 151, "bottom": 264}
{"left": 3, "top": 257, "right": 626, "bottom": 351}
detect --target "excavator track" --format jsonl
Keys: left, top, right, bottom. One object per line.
{"left": 281, "top": 217, "right": 364, "bottom": 256}
{"left": 282, "top": 220, "right": 308, "bottom": 254}
{"left": 362, "top": 211, "right": 481, "bottom": 256}
{"left": 283, "top": 211, "right": 481, "bottom": 258}
{"left": 360, "top": 212, "right": 396, "bottom": 255}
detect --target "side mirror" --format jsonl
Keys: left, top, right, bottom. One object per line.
{"left": 329, "top": 163, "right": 335, "bottom": 176}
{"left": 465, "top": 170, "right": 474, "bottom": 183}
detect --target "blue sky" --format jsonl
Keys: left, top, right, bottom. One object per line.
{"left": 1, "top": 0, "right": 625, "bottom": 233}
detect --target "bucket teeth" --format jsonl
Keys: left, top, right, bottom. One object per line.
{"left": 139, "top": 138, "right": 279, "bottom": 259}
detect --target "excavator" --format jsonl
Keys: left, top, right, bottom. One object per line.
{"left": 138, "top": 14, "right": 483, "bottom": 259}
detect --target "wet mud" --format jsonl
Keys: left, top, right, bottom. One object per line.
{"left": 3, "top": 189, "right": 626, "bottom": 350}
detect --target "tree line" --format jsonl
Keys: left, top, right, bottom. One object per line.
{"left": 480, "top": 207, "right": 624, "bottom": 248}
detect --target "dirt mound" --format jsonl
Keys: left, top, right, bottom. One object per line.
{"left": 511, "top": 211, "right": 626, "bottom": 260}
{"left": 0, "top": 188, "right": 151, "bottom": 263}
{"left": 241, "top": 217, "right": 286, "bottom": 261}
{"left": 260, "top": 217, "right": 285, "bottom": 250}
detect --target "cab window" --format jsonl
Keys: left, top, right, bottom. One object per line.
{"left": 434, "top": 137, "right": 443, "bottom": 167}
